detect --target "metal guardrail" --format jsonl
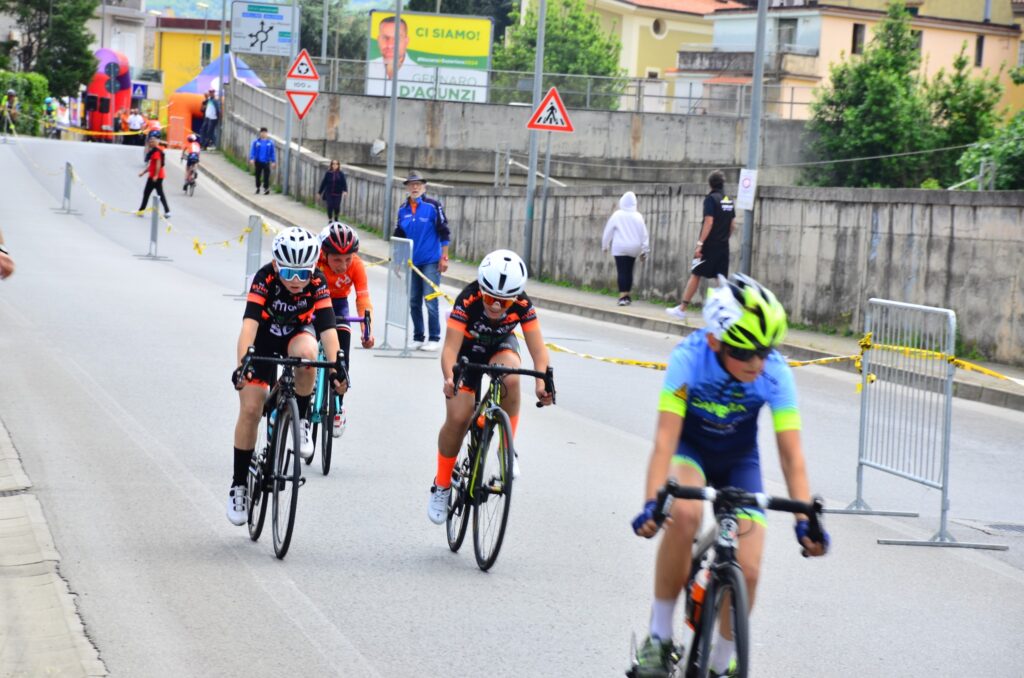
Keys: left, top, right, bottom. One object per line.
{"left": 379, "top": 237, "right": 415, "bottom": 357}
{"left": 241, "top": 56, "right": 816, "bottom": 119}
{"left": 832, "top": 299, "right": 1007, "bottom": 551}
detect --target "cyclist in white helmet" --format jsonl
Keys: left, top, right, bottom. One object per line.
{"left": 225, "top": 227, "right": 347, "bottom": 527}
{"left": 426, "top": 249, "right": 554, "bottom": 525}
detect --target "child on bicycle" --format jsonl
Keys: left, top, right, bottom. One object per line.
{"left": 317, "top": 222, "right": 375, "bottom": 438}
{"left": 427, "top": 249, "right": 554, "bottom": 525}
{"left": 630, "top": 274, "right": 829, "bottom": 678}
{"left": 182, "top": 133, "right": 201, "bottom": 191}
{"left": 227, "top": 227, "right": 347, "bottom": 527}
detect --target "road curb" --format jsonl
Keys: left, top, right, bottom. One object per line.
{"left": 201, "top": 160, "right": 1024, "bottom": 414}
{"left": 0, "top": 421, "right": 107, "bottom": 677}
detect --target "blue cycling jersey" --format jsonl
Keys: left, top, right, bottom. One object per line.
{"left": 658, "top": 329, "right": 801, "bottom": 455}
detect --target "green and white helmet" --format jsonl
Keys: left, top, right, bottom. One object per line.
{"left": 702, "top": 274, "right": 787, "bottom": 350}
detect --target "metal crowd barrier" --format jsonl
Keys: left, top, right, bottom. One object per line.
{"left": 832, "top": 298, "right": 1006, "bottom": 550}
{"left": 133, "top": 196, "right": 171, "bottom": 262}
{"left": 378, "top": 237, "right": 415, "bottom": 357}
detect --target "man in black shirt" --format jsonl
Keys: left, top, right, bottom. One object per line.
{"left": 666, "top": 170, "right": 735, "bottom": 322}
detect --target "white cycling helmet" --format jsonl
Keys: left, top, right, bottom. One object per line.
{"left": 272, "top": 227, "right": 320, "bottom": 268}
{"left": 478, "top": 249, "right": 528, "bottom": 299}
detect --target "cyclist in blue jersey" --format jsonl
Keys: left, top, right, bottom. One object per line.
{"left": 630, "top": 274, "right": 829, "bottom": 678}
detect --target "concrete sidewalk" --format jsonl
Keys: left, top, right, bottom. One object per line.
{"left": 199, "top": 152, "right": 1024, "bottom": 413}
{"left": 0, "top": 421, "right": 107, "bottom": 677}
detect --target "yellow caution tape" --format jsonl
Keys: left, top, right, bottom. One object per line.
{"left": 407, "top": 259, "right": 455, "bottom": 304}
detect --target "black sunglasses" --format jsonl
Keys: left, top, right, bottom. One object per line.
{"left": 724, "top": 344, "right": 772, "bottom": 362}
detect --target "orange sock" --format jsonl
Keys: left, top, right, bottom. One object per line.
{"left": 435, "top": 452, "right": 457, "bottom": 489}
{"left": 509, "top": 415, "right": 520, "bottom": 438}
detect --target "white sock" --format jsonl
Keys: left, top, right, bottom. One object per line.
{"left": 709, "top": 631, "right": 735, "bottom": 673}
{"left": 649, "top": 597, "right": 676, "bottom": 642}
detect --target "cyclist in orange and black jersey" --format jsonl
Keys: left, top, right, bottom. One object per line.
{"left": 317, "top": 222, "right": 375, "bottom": 437}
{"left": 181, "top": 133, "right": 201, "bottom": 190}
{"left": 225, "top": 227, "right": 347, "bottom": 527}
{"left": 427, "top": 249, "right": 553, "bottom": 524}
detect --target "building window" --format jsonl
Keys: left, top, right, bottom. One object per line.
{"left": 975, "top": 35, "right": 985, "bottom": 66}
{"left": 851, "top": 23, "right": 865, "bottom": 55}
{"left": 651, "top": 18, "right": 666, "bottom": 38}
{"left": 778, "top": 18, "right": 797, "bottom": 48}
{"left": 912, "top": 30, "right": 923, "bottom": 53}
{"left": 200, "top": 41, "right": 213, "bottom": 67}
{"left": 1018, "top": 41, "right": 1024, "bottom": 67}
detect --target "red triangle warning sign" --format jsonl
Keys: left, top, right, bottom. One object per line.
{"left": 287, "top": 91, "right": 318, "bottom": 120}
{"left": 286, "top": 49, "right": 319, "bottom": 80}
{"left": 526, "top": 87, "right": 574, "bottom": 133}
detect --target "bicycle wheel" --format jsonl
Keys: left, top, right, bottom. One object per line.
{"left": 446, "top": 446, "right": 472, "bottom": 552}
{"left": 246, "top": 420, "right": 270, "bottom": 541}
{"left": 187, "top": 179, "right": 195, "bottom": 196}
{"left": 688, "top": 563, "right": 750, "bottom": 678}
{"left": 271, "top": 398, "right": 302, "bottom": 559}
{"left": 472, "top": 408, "right": 514, "bottom": 571}
{"left": 320, "top": 390, "right": 335, "bottom": 476}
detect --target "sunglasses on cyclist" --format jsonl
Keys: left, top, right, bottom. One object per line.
{"left": 482, "top": 292, "right": 515, "bottom": 309}
{"left": 724, "top": 344, "right": 772, "bottom": 362}
{"left": 278, "top": 266, "right": 313, "bottom": 282}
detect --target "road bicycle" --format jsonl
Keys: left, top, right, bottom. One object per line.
{"left": 181, "top": 154, "right": 199, "bottom": 196}
{"left": 308, "top": 310, "right": 371, "bottom": 476}
{"left": 627, "top": 481, "right": 825, "bottom": 678}
{"left": 239, "top": 346, "right": 347, "bottom": 559}
{"left": 445, "top": 356, "right": 555, "bottom": 571}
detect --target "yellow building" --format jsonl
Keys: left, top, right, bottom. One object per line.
{"left": 152, "top": 17, "right": 231, "bottom": 103}
{"left": 675, "top": 3, "right": 1023, "bottom": 119}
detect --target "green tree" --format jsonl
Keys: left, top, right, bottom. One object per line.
{"left": 491, "top": 0, "right": 624, "bottom": 108}
{"left": 407, "top": 0, "right": 516, "bottom": 43}
{"left": 924, "top": 43, "right": 1003, "bottom": 186}
{"left": 956, "top": 112, "right": 1024, "bottom": 190}
{"left": 805, "top": 0, "right": 934, "bottom": 187}
{"left": 0, "top": 0, "right": 97, "bottom": 98}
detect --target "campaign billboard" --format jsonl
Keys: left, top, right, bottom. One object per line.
{"left": 366, "top": 11, "right": 493, "bottom": 102}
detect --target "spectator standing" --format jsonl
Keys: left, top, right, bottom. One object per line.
{"left": 601, "top": 191, "right": 650, "bottom": 306}
{"left": 318, "top": 160, "right": 348, "bottom": 222}
{"left": 137, "top": 136, "right": 171, "bottom": 218}
{"left": 394, "top": 171, "right": 450, "bottom": 351}
{"left": 2, "top": 89, "right": 20, "bottom": 135}
{"left": 127, "top": 108, "right": 145, "bottom": 146}
{"left": 248, "top": 127, "right": 276, "bottom": 195}
{"left": 666, "top": 170, "right": 735, "bottom": 321}
{"left": 200, "top": 89, "right": 220, "bottom": 149}
{"left": 0, "top": 226, "right": 14, "bottom": 279}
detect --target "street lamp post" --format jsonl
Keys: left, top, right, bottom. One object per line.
{"left": 100, "top": 0, "right": 106, "bottom": 48}
{"left": 197, "top": 2, "right": 210, "bottom": 65}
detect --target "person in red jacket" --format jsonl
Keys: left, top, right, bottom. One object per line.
{"left": 137, "top": 136, "right": 171, "bottom": 218}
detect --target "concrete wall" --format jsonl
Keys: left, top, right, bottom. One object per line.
{"left": 223, "top": 99, "right": 1024, "bottom": 365}
{"left": 229, "top": 80, "right": 811, "bottom": 185}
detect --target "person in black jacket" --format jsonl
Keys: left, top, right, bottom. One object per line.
{"left": 318, "top": 160, "right": 348, "bottom": 222}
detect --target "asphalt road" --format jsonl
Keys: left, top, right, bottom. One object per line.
{"left": 1, "top": 137, "right": 1023, "bottom": 677}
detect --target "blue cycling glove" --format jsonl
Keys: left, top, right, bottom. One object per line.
{"left": 795, "top": 520, "right": 830, "bottom": 554}
{"left": 632, "top": 499, "right": 660, "bottom": 536}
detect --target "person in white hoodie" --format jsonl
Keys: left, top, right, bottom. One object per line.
{"left": 602, "top": 191, "right": 650, "bottom": 306}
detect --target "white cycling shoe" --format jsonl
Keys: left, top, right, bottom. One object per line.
{"left": 332, "top": 406, "right": 346, "bottom": 438}
{"left": 226, "top": 485, "right": 248, "bottom": 526}
{"left": 295, "top": 420, "right": 314, "bottom": 460}
{"left": 428, "top": 484, "right": 451, "bottom": 525}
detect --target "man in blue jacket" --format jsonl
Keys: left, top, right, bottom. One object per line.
{"left": 394, "top": 171, "right": 450, "bottom": 351}
{"left": 248, "top": 127, "right": 277, "bottom": 195}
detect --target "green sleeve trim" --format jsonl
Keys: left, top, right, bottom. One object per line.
{"left": 658, "top": 389, "right": 687, "bottom": 418}
{"left": 772, "top": 408, "right": 802, "bottom": 432}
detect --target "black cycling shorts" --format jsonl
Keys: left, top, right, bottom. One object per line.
{"left": 248, "top": 323, "right": 316, "bottom": 387}
{"left": 457, "top": 335, "right": 520, "bottom": 394}
{"left": 186, "top": 153, "right": 200, "bottom": 167}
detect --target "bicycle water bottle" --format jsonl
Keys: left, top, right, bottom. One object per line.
{"left": 268, "top": 409, "right": 277, "bottom": 437}
{"left": 685, "top": 552, "right": 713, "bottom": 629}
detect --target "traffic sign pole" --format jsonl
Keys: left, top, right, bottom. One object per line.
{"left": 282, "top": 0, "right": 298, "bottom": 195}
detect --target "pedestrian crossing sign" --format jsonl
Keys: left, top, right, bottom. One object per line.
{"left": 131, "top": 83, "right": 148, "bottom": 100}
{"left": 526, "top": 87, "right": 574, "bottom": 133}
